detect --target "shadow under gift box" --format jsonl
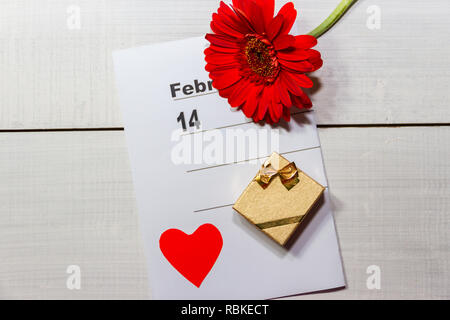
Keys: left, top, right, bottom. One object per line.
{"left": 233, "top": 152, "right": 325, "bottom": 246}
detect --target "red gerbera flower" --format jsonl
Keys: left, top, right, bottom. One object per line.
{"left": 204, "top": 0, "right": 323, "bottom": 123}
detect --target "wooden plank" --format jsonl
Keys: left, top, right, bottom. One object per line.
{"left": 0, "top": 0, "right": 449, "bottom": 129}
{"left": 0, "top": 131, "right": 148, "bottom": 299}
{"left": 0, "top": 127, "right": 449, "bottom": 299}
{"left": 298, "top": 126, "right": 450, "bottom": 299}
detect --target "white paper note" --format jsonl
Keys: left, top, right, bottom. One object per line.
{"left": 113, "top": 37, "right": 345, "bottom": 299}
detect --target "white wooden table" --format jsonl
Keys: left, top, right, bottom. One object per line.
{"left": 0, "top": 0, "right": 449, "bottom": 299}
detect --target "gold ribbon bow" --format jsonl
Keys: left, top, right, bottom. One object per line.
{"left": 255, "top": 158, "right": 300, "bottom": 190}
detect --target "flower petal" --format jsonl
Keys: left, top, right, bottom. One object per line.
{"left": 205, "top": 62, "right": 240, "bottom": 72}
{"left": 273, "top": 34, "right": 295, "bottom": 50}
{"left": 211, "top": 16, "right": 245, "bottom": 38}
{"left": 294, "top": 35, "right": 317, "bottom": 49}
{"left": 209, "top": 69, "right": 238, "bottom": 80}
{"left": 290, "top": 73, "right": 314, "bottom": 88}
{"left": 309, "top": 58, "right": 323, "bottom": 71}
{"left": 280, "top": 72, "right": 303, "bottom": 96}
{"left": 232, "top": 0, "right": 245, "bottom": 12}
{"left": 270, "top": 101, "right": 283, "bottom": 122}
{"left": 306, "top": 49, "right": 323, "bottom": 71}
{"left": 275, "top": 78, "right": 292, "bottom": 107}
{"left": 291, "top": 90, "right": 312, "bottom": 109}
{"left": 279, "top": 59, "right": 315, "bottom": 73}
{"left": 206, "top": 44, "right": 240, "bottom": 54}
{"left": 264, "top": 113, "right": 274, "bottom": 124}
{"left": 242, "top": 85, "right": 262, "bottom": 117}
{"left": 256, "top": 86, "right": 272, "bottom": 121}
{"left": 212, "top": 69, "right": 242, "bottom": 89}
{"left": 268, "top": 100, "right": 276, "bottom": 122}
{"left": 271, "top": 82, "right": 280, "bottom": 103}
{"left": 254, "top": 0, "right": 275, "bottom": 29}
{"left": 277, "top": 2, "right": 297, "bottom": 35}
{"left": 217, "top": 80, "right": 241, "bottom": 98}
{"left": 231, "top": 5, "right": 256, "bottom": 33}
{"left": 246, "top": 0, "right": 266, "bottom": 34}
{"left": 277, "top": 48, "right": 310, "bottom": 61}
{"left": 267, "top": 15, "right": 284, "bottom": 41}
{"left": 228, "top": 79, "right": 251, "bottom": 108}
{"left": 205, "top": 33, "right": 240, "bottom": 48}
{"left": 282, "top": 106, "right": 291, "bottom": 122}
{"left": 306, "top": 49, "right": 321, "bottom": 59}
{"left": 205, "top": 52, "right": 239, "bottom": 65}
{"left": 218, "top": 1, "right": 251, "bottom": 34}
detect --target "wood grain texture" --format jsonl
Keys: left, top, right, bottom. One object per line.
{"left": 0, "top": 0, "right": 449, "bottom": 129}
{"left": 297, "top": 126, "right": 450, "bottom": 299}
{"left": 1, "top": 128, "right": 448, "bottom": 299}
{"left": 0, "top": 131, "right": 148, "bottom": 299}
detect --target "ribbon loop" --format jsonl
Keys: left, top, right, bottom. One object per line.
{"left": 255, "top": 159, "right": 300, "bottom": 190}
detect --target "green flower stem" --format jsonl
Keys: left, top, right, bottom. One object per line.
{"left": 307, "top": 0, "right": 358, "bottom": 39}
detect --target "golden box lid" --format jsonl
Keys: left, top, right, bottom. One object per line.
{"left": 233, "top": 152, "right": 325, "bottom": 246}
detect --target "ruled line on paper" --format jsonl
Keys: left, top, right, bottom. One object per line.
{"left": 185, "top": 146, "right": 322, "bottom": 173}
{"left": 193, "top": 187, "right": 329, "bottom": 213}
{"left": 180, "top": 109, "right": 314, "bottom": 136}
{"left": 194, "top": 204, "right": 234, "bottom": 213}
{"left": 173, "top": 91, "right": 218, "bottom": 101}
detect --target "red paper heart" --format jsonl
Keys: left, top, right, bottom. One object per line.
{"left": 159, "top": 223, "right": 223, "bottom": 287}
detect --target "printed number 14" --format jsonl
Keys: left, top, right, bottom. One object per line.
{"left": 177, "top": 110, "right": 200, "bottom": 131}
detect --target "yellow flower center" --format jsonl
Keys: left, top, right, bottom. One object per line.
{"left": 244, "top": 36, "right": 279, "bottom": 82}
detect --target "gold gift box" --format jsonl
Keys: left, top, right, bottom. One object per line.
{"left": 233, "top": 152, "right": 325, "bottom": 246}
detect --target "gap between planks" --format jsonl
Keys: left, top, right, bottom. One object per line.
{"left": 1, "top": 122, "right": 450, "bottom": 133}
